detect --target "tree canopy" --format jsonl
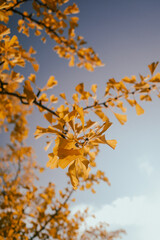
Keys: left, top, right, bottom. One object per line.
{"left": 0, "top": 0, "right": 160, "bottom": 239}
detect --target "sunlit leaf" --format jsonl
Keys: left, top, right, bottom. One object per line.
{"left": 47, "top": 76, "right": 57, "bottom": 88}
{"left": 84, "top": 62, "right": 94, "bottom": 71}
{"left": 28, "top": 73, "right": 36, "bottom": 83}
{"left": 32, "top": 63, "right": 39, "bottom": 72}
{"left": 68, "top": 161, "right": 78, "bottom": 190}
{"left": 44, "top": 112, "right": 52, "bottom": 124}
{"left": 114, "top": 113, "right": 127, "bottom": 125}
{"left": 91, "top": 84, "right": 97, "bottom": 93}
{"left": 46, "top": 153, "right": 59, "bottom": 169}
{"left": 106, "top": 139, "right": 117, "bottom": 149}
{"left": 23, "top": 80, "right": 36, "bottom": 104}
{"left": 135, "top": 103, "right": 144, "bottom": 115}
{"left": 59, "top": 93, "right": 66, "bottom": 100}
{"left": 148, "top": 61, "right": 159, "bottom": 75}
{"left": 75, "top": 83, "right": 84, "bottom": 94}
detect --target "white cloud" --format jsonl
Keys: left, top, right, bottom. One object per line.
{"left": 137, "top": 154, "right": 154, "bottom": 176}
{"left": 71, "top": 192, "right": 160, "bottom": 240}
{"left": 139, "top": 161, "right": 154, "bottom": 176}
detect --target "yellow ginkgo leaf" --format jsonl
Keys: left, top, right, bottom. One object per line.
{"left": 69, "top": 55, "right": 75, "bottom": 67}
{"left": 140, "top": 95, "right": 152, "bottom": 101}
{"left": 149, "top": 73, "right": 160, "bottom": 83}
{"left": 91, "top": 188, "right": 96, "bottom": 194}
{"left": 23, "top": 80, "right": 36, "bottom": 104}
{"left": 95, "top": 110, "right": 109, "bottom": 122}
{"left": 59, "top": 93, "right": 66, "bottom": 100}
{"left": 127, "top": 99, "right": 136, "bottom": 106}
{"left": 84, "top": 62, "right": 94, "bottom": 71}
{"left": 39, "top": 167, "right": 44, "bottom": 173}
{"left": 84, "top": 119, "right": 97, "bottom": 131}
{"left": 85, "top": 182, "right": 92, "bottom": 189}
{"left": 75, "top": 83, "right": 84, "bottom": 94}
{"left": 114, "top": 113, "right": 127, "bottom": 125}
{"left": 106, "top": 139, "right": 117, "bottom": 149}
{"left": 72, "top": 93, "right": 79, "bottom": 102}
{"left": 63, "top": 3, "right": 79, "bottom": 15}
{"left": 76, "top": 158, "right": 89, "bottom": 180}
{"left": 98, "top": 121, "right": 112, "bottom": 136}
{"left": 122, "top": 76, "right": 136, "bottom": 83}
{"left": 0, "top": 24, "right": 10, "bottom": 37}
{"left": 28, "top": 73, "right": 36, "bottom": 83}
{"left": 148, "top": 61, "right": 159, "bottom": 75}
{"left": 50, "top": 94, "right": 58, "bottom": 103}
{"left": 135, "top": 103, "right": 144, "bottom": 115}
{"left": 91, "top": 84, "right": 97, "bottom": 93}
{"left": 68, "top": 161, "right": 79, "bottom": 190}
{"left": 46, "top": 153, "right": 59, "bottom": 169}
{"left": 47, "top": 76, "right": 57, "bottom": 88}
{"left": 38, "top": 93, "right": 48, "bottom": 102}
{"left": 8, "top": 35, "right": 17, "bottom": 47}
{"left": 44, "top": 112, "right": 52, "bottom": 124}
{"left": 75, "top": 105, "right": 84, "bottom": 128}
{"left": 32, "top": 63, "right": 39, "bottom": 72}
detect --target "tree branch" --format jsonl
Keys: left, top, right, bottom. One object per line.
{"left": 0, "top": 90, "right": 59, "bottom": 117}
{"left": 5, "top": 0, "right": 76, "bottom": 50}
{"left": 6, "top": 5, "right": 61, "bottom": 40}
{"left": 29, "top": 189, "right": 74, "bottom": 240}
{"left": 0, "top": 83, "right": 156, "bottom": 121}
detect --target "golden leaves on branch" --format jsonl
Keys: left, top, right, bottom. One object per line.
{"left": 35, "top": 105, "right": 116, "bottom": 189}
{"left": 0, "top": 24, "right": 10, "bottom": 37}
{"left": 1, "top": 0, "right": 103, "bottom": 71}
{"left": 64, "top": 3, "right": 79, "bottom": 15}
{"left": 33, "top": 62, "right": 160, "bottom": 188}
{"left": 0, "top": 25, "right": 38, "bottom": 72}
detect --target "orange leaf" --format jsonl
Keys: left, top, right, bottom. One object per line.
{"left": 106, "top": 139, "right": 117, "bottom": 149}
{"left": 47, "top": 76, "right": 57, "bottom": 88}
{"left": 135, "top": 103, "right": 144, "bottom": 115}
{"left": 114, "top": 113, "right": 127, "bottom": 125}
{"left": 148, "top": 61, "right": 159, "bottom": 75}
{"left": 84, "top": 62, "right": 94, "bottom": 71}
{"left": 44, "top": 112, "right": 52, "bottom": 124}
{"left": 32, "top": 63, "right": 39, "bottom": 72}
{"left": 59, "top": 93, "right": 66, "bottom": 100}
{"left": 91, "top": 84, "right": 97, "bottom": 93}
{"left": 23, "top": 80, "right": 36, "bottom": 104}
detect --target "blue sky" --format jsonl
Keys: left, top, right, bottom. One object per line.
{"left": 2, "top": 0, "right": 160, "bottom": 239}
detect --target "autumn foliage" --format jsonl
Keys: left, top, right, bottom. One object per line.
{"left": 0, "top": 0, "right": 160, "bottom": 239}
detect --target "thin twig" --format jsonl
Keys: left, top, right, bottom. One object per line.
{"left": 0, "top": 90, "right": 59, "bottom": 117}
{"left": 29, "top": 189, "right": 74, "bottom": 240}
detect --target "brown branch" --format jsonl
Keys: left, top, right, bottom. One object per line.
{"left": 0, "top": 61, "right": 5, "bottom": 66}
{"left": 6, "top": 5, "right": 61, "bottom": 40}
{"left": 0, "top": 90, "right": 59, "bottom": 118}
{"left": 29, "top": 189, "right": 74, "bottom": 240}
{"left": 12, "top": 157, "right": 21, "bottom": 183}
{"left": 9, "top": 0, "right": 29, "bottom": 9}
{"left": 83, "top": 86, "right": 153, "bottom": 111}
{"left": 35, "top": 0, "right": 58, "bottom": 13}
{"left": 0, "top": 83, "right": 156, "bottom": 120}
